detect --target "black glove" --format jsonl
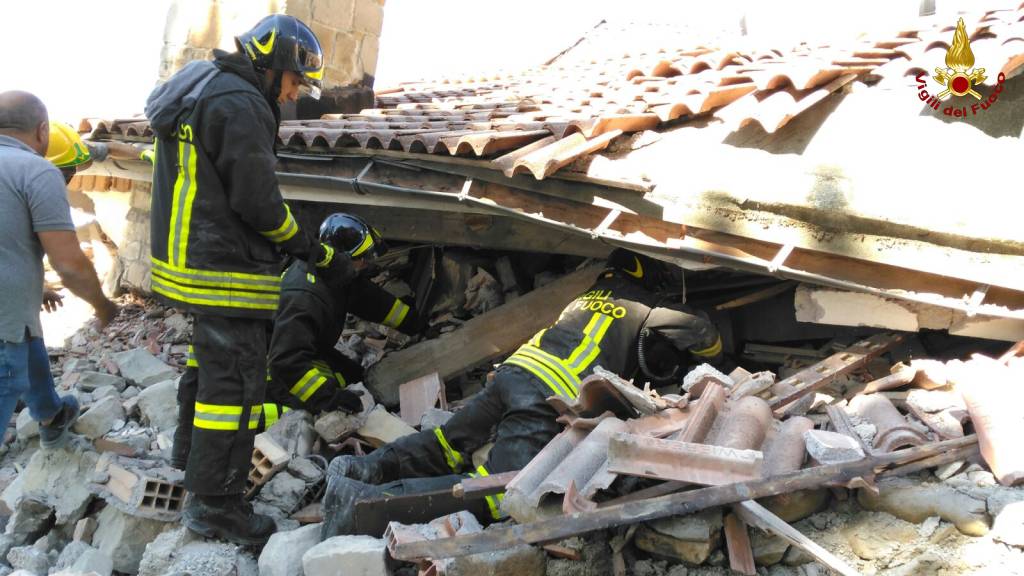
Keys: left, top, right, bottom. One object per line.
{"left": 312, "top": 243, "right": 357, "bottom": 289}
{"left": 327, "top": 388, "right": 365, "bottom": 414}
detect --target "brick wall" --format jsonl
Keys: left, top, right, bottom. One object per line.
{"left": 159, "top": 0, "right": 384, "bottom": 89}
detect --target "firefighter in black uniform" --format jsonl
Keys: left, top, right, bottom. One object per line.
{"left": 146, "top": 15, "right": 353, "bottom": 544}
{"left": 268, "top": 213, "right": 425, "bottom": 414}
{"left": 321, "top": 248, "right": 725, "bottom": 537}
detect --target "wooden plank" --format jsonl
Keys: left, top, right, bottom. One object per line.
{"left": 724, "top": 512, "right": 757, "bottom": 576}
{"left": 398, "top": 372, "right": 445, "bottom": 427}
{"left": 452, "top": 470, "right": 519, "bottom": 499}
{"left": 366, "top": 264, "right": 604, "bottom": 407}
{"left": 735, "top": 500, "right": 862, "bottom": 576}
{"left": 389, "top": 436, "right": 975, "bottom": 561}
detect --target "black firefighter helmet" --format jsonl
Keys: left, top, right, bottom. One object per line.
{"left": 606, "top": 248, "right": 683, "bottom": 295}
{"left": 319, "top": 213, "right": 388, "bottom": 260}
{"left": 235, "top": 14, "right": 325, "bottom": 99}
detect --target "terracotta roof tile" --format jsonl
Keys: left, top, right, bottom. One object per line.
{"left": 84, "top": 7, "right": 1024, "bottom": 180}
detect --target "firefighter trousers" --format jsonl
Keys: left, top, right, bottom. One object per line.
{"left": 182, "top": 314, "right": 269, "bottom": 496}
{"left": 368, "top": 365, "right": 562, "bottom": 486}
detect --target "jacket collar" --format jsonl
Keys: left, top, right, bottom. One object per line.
{"left": 0, "top": 134, "right": 37, "bottom": 154}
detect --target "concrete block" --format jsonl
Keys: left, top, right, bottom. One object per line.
{"left": 992, "top": 501, "right": 1024, "bottom": 548}
{"left": 803, "top": 429, "right": 865, "bottom": 465}
{"left": 302, "top": 535, "right": 388, "bottom": 576}
{"left": 53, "top": 540, "right": 92, "bottom": 571}
{"left": 258, "top": 523, "right": 322, "bottom": 576}
{"left": 93, "top": 504, "right": 174, "bottom": 574}
{"left": 4, "top": 498, "right": 53, "bottom": 547}
{"left": 138, "top": 526, "right": 257, "bottom": 576}
{"left": 682, "top": 364, "right": 734, "bottom": 396}
{"left": 2, "top": 445, "right": 97, "bottom": 525}
{"left": 14, "top": 410, "right": 37, "bottom": 442}
{"left": 111, "top": 349, "right": 176, "bottom": 388}
{"left": 73, "top": 396, "right": 126, "bottom": 440}
{"left": 137, "top": 379, "right": 178, "bottom": 431}
{"left": 314, "top": 410, "right": 363, "bottom": 443}
{"left": 76, "top": 371, "right": 127, "bottom": 393}
{"left": 248, "top": 433, "right": 291, "bottom": 496}
{"left": 287, "top": 458, "right": 324, "bottom": 484}
{"left": 448, "top": 541, "right": 545, "bottom": 576}
{"left": 92, "top": 385, "right": 120, "bottom": 401}
{"left": 357, "top": 405, "right": 416, "bottom": 447}
{"left": 267, "top": 410, "right": 317, "bottom": 457}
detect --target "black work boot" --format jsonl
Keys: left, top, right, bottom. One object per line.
{"left": 182, "top": 494, "right": 275, "bottom": 546}
{"left": 327, "top": 454, "right": 384, "bottom": 484}
{"left": 321, "top": 476, "right": 383, "bottom": 539}
{"left": 39, "top": 396, "right": 80, "bottom": 450}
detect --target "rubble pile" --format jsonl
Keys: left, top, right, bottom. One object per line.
{"left": 4, "top": 253, "right": 1024, "bottom": 576}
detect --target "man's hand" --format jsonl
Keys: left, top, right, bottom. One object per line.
{"left": 41, "top": 289, "right": 64, "bottom": 313}
{"left": 313, "top": 243, "right": 357, "bottom": 289}
{"left": 327, "top": 388, "right": 365, "bottom": 414}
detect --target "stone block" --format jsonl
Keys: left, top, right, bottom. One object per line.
{"left": 14, "top": 411, "right": 37, "bottom": 442}
{"left": 2, "top": 446, "right": 97, "bottom": 525}
{"left": 71, "top": 548, "right": 114, "bottom": 576}
{"left": 357, "top": 405, "right": 416, "bottom": 447}
{"left": 111, "top": 349, "right": 176, "bottom": 388}
{"left": 93, "top": 505, "right": 174, "bottom": 574}
{"left": 74, "top": 396, "right": 126, "bottom": 440}
{"left": 634, "top": 509, "right": 723, "bottom": 565}
{"left": 448, "top": 542, "right": 545, "bottom": 576}
{"left": 73, "top": 517, "right": 98, "bottom": 544}
{"left": 138, "top": 526, "right": 257, "bottom": 576}
{"left": 313, "top": 0, "right": 354, "bottom": 30}
{"left": 53, "top": 540, "right": 92, "bottom": 571}
{"left": 992, "top": 501, "right": 1024, "bottom": 548}
{"left": 4, "top": 498, "right": 53, "bottom": 546}
{"left": 803, "top": 429, "right": 865, "bottom": 465}
{"left": 6, "top": 545, "right": 53, "bottom": 574}
{"left": 857, "top": 477, "right": 990, "bottom": 536}
{"left": 302, "top": 535, "right": 388, "bottom": 576}
{"left": 329, "top": 32, "right": 360, "bottom": 79}
{"left": 76, "top": 371, "right": 128, "bottom": 393}
{"left": 750, "top": 529, "right": 789, "bottom": 566}
{"left": 256, "top": 472, "right": 307, "bottom": 516}
{"left": 287, "top": 458, "right": 324, "bottom": 484}
{"left": 353, "top": 0, "right": 383, "bottom": 35}
{"left": 286, "top": 0, "right": 314, "bottom": 23}
{"left": 258, "top": 523, "right": 322, "bottom": 576}
{"left": 311, "top": 21, "right": 337, "bottom": 61}
{"left": 137, "top": 379, "right": 178, "bottom": 431}
{"left": 314, "top": 410, "right": 363, "bottom": 443}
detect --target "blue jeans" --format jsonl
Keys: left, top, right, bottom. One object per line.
{"left": 0, "top": 335, "right": 63, "bottom": 431}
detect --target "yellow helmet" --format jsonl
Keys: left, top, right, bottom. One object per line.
{"left": 45, "top": 122, "right": 91, "bottom": 169}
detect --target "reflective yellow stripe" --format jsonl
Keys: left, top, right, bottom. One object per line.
{"left": 290, "top": 367, "right": 330, "bottom": 403}
{"left": 264, "top": 403, "right": 280, "bottom": 428}
{"left": 565, "top": 313, "right": 614, "bottom": 375}
{"left": 248, "top": 405, "right": 263, "bottom": 430}
{"left": 260, "top": 204, "right": 299, "bottom": 243}
{"left": 473, "top": 465, "right": 504, "bottom": 520}
{"left": 152, "top": 274, "right": 279, "bottom": 311}
{"left": 433, "top": 428, "right": 464, "bottom": 472}
{"left": 517, "top": 345, "right": 579, "bottom": 397}
{"left": 252, "top": 29, "right": 276, "bottom": 55}
{"left": 151, "top": 258, "right": 281, "bottom": 288}
{"left": 692, "top": 335, "right": 722, "bottom": 358}
{"left": 186, "top": 344, "right": 198, "bottom": 368}
{"left": 316, "top": 245, "right": 334, "bottom": 267}
{"left": 503, "top": 355, "right": 573, "bottom": 399}
{"left": 168, "top": 139, "right": 198, "bottom": 267}
{"left": 382, "top": 299, "right": 410, "bottom": 329}
{"left": 528, "top": 329, "right": 546, "bottom": 347}
{"left": 350, "top": 233, "right": 374, "bottom": 257}
{"left": 194, "top": 402, "right": 243, "bottom": 431}
{"left": 335, "top": 372, "right": 347, "bottom": 388}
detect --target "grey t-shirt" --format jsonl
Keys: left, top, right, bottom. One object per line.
{"left": 0, "top": 135, "right": 75, "bottom": 343}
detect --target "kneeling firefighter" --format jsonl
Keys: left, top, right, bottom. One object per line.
{"left": 320, "top": 248, "right": 725, "bottom": 537}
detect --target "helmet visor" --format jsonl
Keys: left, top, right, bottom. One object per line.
{"left": 295, "top": 43, "right": 323, "bottom": 100}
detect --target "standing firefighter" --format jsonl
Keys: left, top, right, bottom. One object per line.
{"left": 322, "top": 249, "right": 725, "bottom": 537}
{"left": 145, "top": 15, "right": 352, "bottom": 544}
{"left": 268, "top": 213, "right": 425, "bottom": 414}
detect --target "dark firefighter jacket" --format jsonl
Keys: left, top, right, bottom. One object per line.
{"left": 502, "top": 267, "right": 722, "bottom": 400}
{"left": 146, "top": 50, "right": 313, "bottom": 319}
{"left": 269, "top": 260, "right": 423, "bottom": 410}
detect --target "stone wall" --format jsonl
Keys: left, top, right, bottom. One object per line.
{"left": 158, "top": 0, "right": 384, "bottom": 89}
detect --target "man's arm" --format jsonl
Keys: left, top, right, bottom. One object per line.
{"left": 644, "top": 304, "right": 723, "bottom": 364}
{"left": 37, "top": 231, "right": 118, "bottom": 327}
{"left": 350, "top": 277, "right": 424, "bottom": 335}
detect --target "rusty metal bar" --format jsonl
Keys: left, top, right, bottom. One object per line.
{"left": 848, "top": 393, "right": 928, "bottom": 453}
{"left": 768, "top": 333, "right": 903, "bottom": 415}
